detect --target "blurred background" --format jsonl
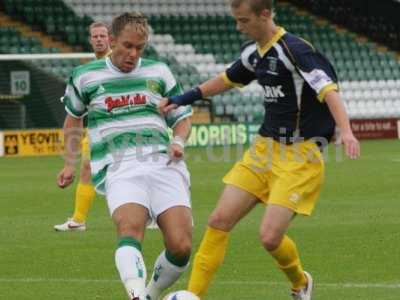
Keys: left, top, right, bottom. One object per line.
{"left": 1, "top": 0, "right": 400, "bottom": 133}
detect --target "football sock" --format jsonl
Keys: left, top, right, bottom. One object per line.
{"left": 188, "top": 226, "right": 230, "bottom": 298}
{"left": 115, "top": 237, "right": 147, "bottom": 298}
{"left": 269, "top": 235, "right": 307, "bottom": 291}
{"left": 71, "top": 182, "right": 95, "bottom": 223}
{"left": 145, "top": 250, "right": 190, "bottom": 300}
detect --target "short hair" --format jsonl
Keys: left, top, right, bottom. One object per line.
{"left": 230, "top": 0, "right": 274, "bottom": 15}
{"left": 89, "top": 21, "right": 110, "bottom": 35}
{"left": 111, "top": 12, "right": 149, "bottom": 39}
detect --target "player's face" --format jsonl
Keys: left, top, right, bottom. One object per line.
{"left": 89, "top": 27, "right": 109, "bottom": 55}
{"left": 110, "top": 26, "right": 147, "bottom": 73}
{"left": 231, "top": 2, "right": 269, "bottom": 42}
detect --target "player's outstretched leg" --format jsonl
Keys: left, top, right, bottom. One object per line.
{"left": 290, "top": 271, "right": 313, "bottom": 300}
{"left": 116, "top": 236, "right": 147, "bottom": 300}
{"left": 112, "top": 203, "right": 149, "bottom": 299}
{"left": 145, "top": 206, "right": 192, "bottom": 300}
{"left": 260, "top": 205, "right": 310, "bottom": 299}
{"left": 187, "top": 226, "right": 229, "bottom": 298}
{"left": 188, "top": 185, "right": 258, "bottom": 298}
{"left": 145, "top": 250, "right": 190, "bottom": 300}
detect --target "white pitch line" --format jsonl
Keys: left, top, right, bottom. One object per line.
{"left": 216, "top": 281, "right": 400, "bottom": 289}
{"left": 0, "top": 278, "right": 399, "bottom": 289}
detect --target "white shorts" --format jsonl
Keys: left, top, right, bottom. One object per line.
{"left": 105, "top": 153, "right": 191, "bottom": 221}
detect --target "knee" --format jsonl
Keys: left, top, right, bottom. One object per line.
{"left": 116, "top": 220, "right": 143, "bottom": 240}
{"left": 167, "top": 236, "right": 192, "bottom": 259}
{"left": 82, "top": 160, "right": 91, "bottom": 172}
{"left": 81, "top": 159, "right": 91, "bottom": 176}
{"left": 208, "top": 210, "right": 233, "bottom": 231}
{"left": 259, "top": 230, "right": 282, "bottom": 251}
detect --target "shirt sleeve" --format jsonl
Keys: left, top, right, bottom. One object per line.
{"left": 62, "top": 75, "right": 87, "bottom": 118}
{"left": 290, "top": 41, "right": 338, "bottom": 101}
{"left": 224, "top": 42, "right": 258, "bottom": 87}
{"left": 162, "top": 64, "right": 193, "bottom": 128}
{"left": 223, "top": 59, "right": 256, "bottom": 88}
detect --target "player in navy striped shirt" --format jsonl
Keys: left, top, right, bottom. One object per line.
{"left": 160, "top": 0, "right": 360, "bottom": 299}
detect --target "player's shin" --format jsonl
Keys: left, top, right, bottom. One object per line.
{"left": 269, "top": 235, "right": 307, "bottom": 291}
{"left": 115, "top": 237, "right": 147, "bottom": 298}
{"left": 145, "top": 250, "right": 190, "bottom": 300}
{"left": 187, "top": 226, "right": 230, "bottom": 297}
{"left": 72, "top": 182, "right": 95, "bottom": 223}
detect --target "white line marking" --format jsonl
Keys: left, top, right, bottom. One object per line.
{"left": 0, "top": 278, "right": 399, "bottom": 289}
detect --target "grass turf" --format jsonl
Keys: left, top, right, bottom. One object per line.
{"left": 0, "top": 139, "right": 399, "bottom": 299}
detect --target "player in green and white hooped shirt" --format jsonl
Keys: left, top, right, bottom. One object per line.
{"left": 57, "top": 12, "right": 193, "bottom": 300}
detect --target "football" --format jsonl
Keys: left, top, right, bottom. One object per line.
{"left": 163, "top": 290, "right": 200, "bottom": 300}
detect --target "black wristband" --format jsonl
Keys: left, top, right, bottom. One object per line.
{"left": 168, "top": 87, "right": 203, "bottom": 106}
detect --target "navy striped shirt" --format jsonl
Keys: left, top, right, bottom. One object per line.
{"left": 222, "top": 27, "right": 338, "bottom": 144}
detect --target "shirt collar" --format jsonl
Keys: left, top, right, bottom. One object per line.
{"left": 106, "top": 57, "right": 142, "bottom": 74}
{"left": 257, "top": 26, "right": 286, "bottom": 57}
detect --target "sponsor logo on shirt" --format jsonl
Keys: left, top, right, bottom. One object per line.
{"left": 266, "top": 56, "right": 278, "bottom": 76}
{"left": 266, "top": 56, "right": 279, "bottom": 75}
{"left": 263, "top": 85, "right": 285, "bottom": 103}
{"left": 105, "top": 94, "right": 147, "bottom": 112}
{"left": 146, "top": 79, "right": 162, "bottom": 94}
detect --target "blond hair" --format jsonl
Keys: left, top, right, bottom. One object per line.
{"left": 89, "top": 21, "right": 110, "bottom": 35}
{"left": 111, "top": 12, "right": 149, "bottom": 39}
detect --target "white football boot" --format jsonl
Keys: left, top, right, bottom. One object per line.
{"left": 291, "top": 271, "right": 313, "bottom": 300}
{"left": 54, "top": 218, "right": 86, "bottom": 232}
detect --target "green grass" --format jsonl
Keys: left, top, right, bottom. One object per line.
{"left": 0, "top": 139, "right": 399, "bottom": 299}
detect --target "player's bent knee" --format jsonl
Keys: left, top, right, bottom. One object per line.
{"left": 116, "top": 222, "right": 143, "bottom": 240}
{"left": 259, "top": 231, "right": 282, "bottom": 251}
{"left": 167, "top": 237, "right": 192, "bottom": 259}
{"left": 81, "top": 161, "right": 91, "bottom": 172}
{"left": 208, "top": 210, "right": 234, "bottom": 231}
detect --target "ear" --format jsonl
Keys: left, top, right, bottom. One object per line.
{"left": 109, "top": 35, "right": 116, "bottom": 48}
{"left": 260, "top": 8, "right": 272, "bottom": 19}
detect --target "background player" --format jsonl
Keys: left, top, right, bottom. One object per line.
{"left": 54, "top": 21, "right": 111, "bottom": 232}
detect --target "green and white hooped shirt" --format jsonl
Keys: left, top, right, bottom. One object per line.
{"left": 62, "top": 57, "right": 192, "bottom": 194}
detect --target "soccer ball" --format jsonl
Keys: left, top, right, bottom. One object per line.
{"left": 162, "top": 290, "right": 200, "bottom": 300}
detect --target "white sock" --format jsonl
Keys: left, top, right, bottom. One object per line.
{"left": 145, "top": 250, "right": 189, "bottom": 300}
{"left": 115, "top": 245, "right": 147, "bottom": 298}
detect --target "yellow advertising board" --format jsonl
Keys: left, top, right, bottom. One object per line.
{"left": 1, "top": 129, "right": 64, "bottom": 157}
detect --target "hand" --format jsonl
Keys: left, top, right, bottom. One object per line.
{"left": 57, "top": 165, "right": 76, "bottom": 188}
{"left": 158, "top": 98, "right": 177, "bottom": 115}
{"left": 167, "top": 143, "right": 184, "bottom": 165}
{"left": 337, "top": 131, "right": 360, "bottom": 159}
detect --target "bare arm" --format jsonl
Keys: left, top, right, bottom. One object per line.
{"left": 168, "top": 117, "right": 191, "bottom": 163}
{"left": 325, "top": 90, "right": 360, "bottom": 159}
{"left": 172, "top": 117, "right": 191, "bottom": 141}
{"left": 198, "top": 75, "right": 232, "bottom": 98}
{"left": 57, "top": 114, "right": 84, "bottom": 188}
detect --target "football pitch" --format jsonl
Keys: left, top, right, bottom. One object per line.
{"left": 0, "top": 139, "right": 399, "bottom": 300}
